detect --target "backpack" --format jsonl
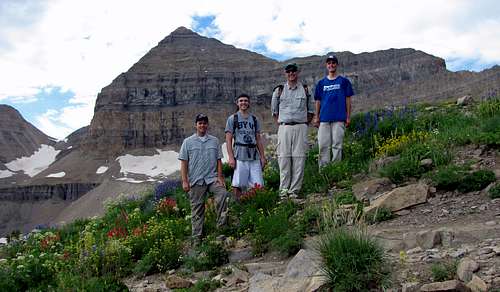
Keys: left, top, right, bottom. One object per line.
{"left": 232, "top": 113, "right": 258, "bottom": 159}
{"left": 273, "top": 83, "right": 311, "bottom": 98}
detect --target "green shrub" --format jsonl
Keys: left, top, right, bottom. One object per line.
{"left": 263, "top": 160, "right": 280, "bottom": 190}
{"left": 458, "top": 170, "right": 496, "bottom": 193}
{"left": 251, "top": 201, "right": 299, "bottom": 255}
{"left": 57, "top": 274, "right": 128, "bottom": 292}
{"left": 489, "top": 184, "right": 500, "bottom": 199}
{"left": 183, "top": 239, "right": 228, "bottom": 272}
{"left": 431, "top": 260, "right": 457, "bottom": 282}
{"left": 381, "top": 141, "right": 452, "bottom": 183}
{"left": 133, "top": 251, "right": 156, "bottom": 276}
{"left": 185, "top": 278, "right": 222, "bottom": 291}
{"left": 334, "top": 191, "right": 359, "bottom": 205}
{"left": 430, "top": 164, "right": 468, "bottom": 191}
{"left": 270, "top": 229, "right": 303, "bottom": 256}
{"left": 295, "top": 204, "right": 321, "bottom": 235}
{"left": 316, "top": 227, "right": 390, "bottom": 291}
{"left": 221, "top": 162, "right": 234, "bottom": 179}
{"left": 365, "top": 207, "right": 395, "bottom": 224}
{"left": 321, "top": 161, "right": 351, "bottom": 187}
{"left": 476, "top": 115, "right": 500, "bottom": 147}
{"left": 319, "top": 200, "right": 363, "bottom": 231}
{"left": 475, "top": 98, "right": 500, "bottom": 118}
{"left": 301, "top": 148, "right": 328, "bottom": 194}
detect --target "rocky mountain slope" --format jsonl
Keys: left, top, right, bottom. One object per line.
{"left": 83, "top": 26, "right": 500, "bottom": 156}
{"left": 1, "top": 26, "right": 499, "bottom": 237}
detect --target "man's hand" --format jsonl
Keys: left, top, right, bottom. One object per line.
{"left": 346, "top": 117, "right": 351, "bottom": 128}
{"left": 260, "top": 156, "right": 267, "bottom": 169}
{"left": 182, "top": 181, "right": 190, "bottom": 192}
{"left": 228, "top": 157, "right": 236, "bottom": 169}
{"left": 217, "top": 176, "right": 226, "bottom": 187}
{"left": 312, "top": 116, "right": 320, "bottom": 128}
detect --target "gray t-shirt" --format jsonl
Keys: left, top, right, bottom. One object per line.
{"left": 225, "top": 112, "right": 261, "bottom": 161}
{"left": 178, "top": 134, "right": 222, "bottom": 186}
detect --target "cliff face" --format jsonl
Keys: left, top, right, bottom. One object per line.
{"left": 0, "top": 183, "right": 98, "bottom": 201}
{"left": 82, "top": 27, "right": 500, "bottom": 156}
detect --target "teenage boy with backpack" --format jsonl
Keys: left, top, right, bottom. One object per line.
{"left": 225, "top": 94, "right": 267, "bottom": 200}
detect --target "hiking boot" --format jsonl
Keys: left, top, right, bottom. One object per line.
{"left": 216, "top": 234, "right": 226, "bottom": 243}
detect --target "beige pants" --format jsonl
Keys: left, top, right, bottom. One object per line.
{"left": 318, "top": 122, "right": 345, "bottom": 167}
{"left": 277, "top": 124, "right": 308, "bottom": 194}
{"left": 188, "top": 182, "right": 229, "bottom": 241}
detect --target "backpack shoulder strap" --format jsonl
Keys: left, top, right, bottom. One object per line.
{"left": 232, "top": 113, "right": 239, "bottom": 135}
{"left": 252, "top": 115, "right": 258, "bottom": 140}
{"left": 273, "top": 84, "right": 284, "bottom": 98}
{"left": 302, "top": 84, "right": 310, "bottom": 97}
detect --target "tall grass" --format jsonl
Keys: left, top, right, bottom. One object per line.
{"left": 316, "top": 227, "right": 390, "bottom": 291}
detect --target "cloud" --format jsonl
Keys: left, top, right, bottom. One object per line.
{"left": 0, "top": 0, "right": 499, "bottom": 139}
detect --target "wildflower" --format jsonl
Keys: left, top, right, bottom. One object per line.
{"left": 157, "top": 197, "right": 177, "bottom": 215}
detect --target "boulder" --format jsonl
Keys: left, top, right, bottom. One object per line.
{"left": 457, "top": 95, "right": 473, "bottom": 106}
{"left": 416, "top": 230, "right": 441, "bottom": 249}
{"left": 466, "top": 275, "right": 488, "bottom": 292}
{"left": 457, "top": 257, "right": 479, "bottom": 282}
{"left": 248, "top": 249, "right": 323, "bottom": 292}
{"left": 420, "top": 280, "right": 467, "bottom": 291}
{"left": 352, "top": 177, "right": 392, "bottom": 202}
{"left": 365, "top": 183, "right": 429, "bottom": 214}
{"left": 165, "top": 275, "right": 193, "bottom": 289}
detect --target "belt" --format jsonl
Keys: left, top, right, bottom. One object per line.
{"left": 280, "top": 122, "right": 306, "bottom": 125}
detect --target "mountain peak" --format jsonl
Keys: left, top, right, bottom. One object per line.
{"left": 171, "top": 26, "right": 196, "bottom": 35}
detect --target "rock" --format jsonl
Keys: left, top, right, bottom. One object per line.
{"left": 245, "top": 261, "right": 286, "bottom": 276}
{"left": 165, "top": 275, "right": 193, "bottom": 289}
{"left": 466, "top": 275, "right": 488, "bottom": 292}
{"left": 248, "top": 272, "right": 276, "bottom": 292}
{"left": 407, "top": 247, "right": 424, "bottom": 254}
{"left": 477, "top": 247, "right": 492, "bottom": 255}
{"left": 419, "top": 280, "right": 466, "bottom": 291}
{"left": 229, "top": 247, "right": 254, "bottom": 263}
{"left": 248, "top": 249, "right": 323, "bottom": 292}
{"left": 478, "top": 253, "right": 494, "bottom": 260}
{"left": 402, "top": 282, "right": 420, "bottom": 292}
{"left": 450, "top": 248, "right": 467, "bottom": 258}
{"left": 352, "top": 177, "right": 392, "bottom": 202}
{"left": 369, "top": 156, "right": 400, "bottom": 172}
{"left": 484, "top": 221, "right": 496, "bottom": 226}
{"left": 457, "top": 257, "right": 479, "bottom": 282}
{"left": 420, "top": 158, "right": 433, "bottom": 168}
{"left": 364, "top": 183, "right": 429, "bottom": 215}
{"left": 416, "top": 230, "right": 441, "bottom": 249}
{"left": 493, "top": 169, "right": 500, "bottom": 180}
{"left": 403, "top": 232, "right": 419, "bottom": 249}
{"left": 223, "top": 266, "right": 250, "bottom": 287}
{"left": 457, "top": 95, "right": 473, "bottom": 106}
{"left": 438, "top": 229, "right": 454, "bottom": 247}
{"left": 396, "top": 209, "right": 411, "bottom": 216}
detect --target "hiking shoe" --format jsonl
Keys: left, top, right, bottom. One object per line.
{"left": 216, "top": 234, "right": 226, "bottom": 243}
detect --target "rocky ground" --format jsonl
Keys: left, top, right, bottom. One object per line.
{"left": 123, "top": 145, "right": 500, "bottom": 292}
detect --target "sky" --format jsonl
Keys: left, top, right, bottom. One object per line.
{"left": 0, "top": 0, "right": 499, "bottom": 140}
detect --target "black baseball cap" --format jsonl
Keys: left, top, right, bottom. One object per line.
{"left": 195, "top": 113, "right": 209, "bottom": 123}
{"left": 326, "top": 55, "right": 338, "bottom": 63}
{"left": 284, "top": 63, "right": 299, "bottom": 72}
